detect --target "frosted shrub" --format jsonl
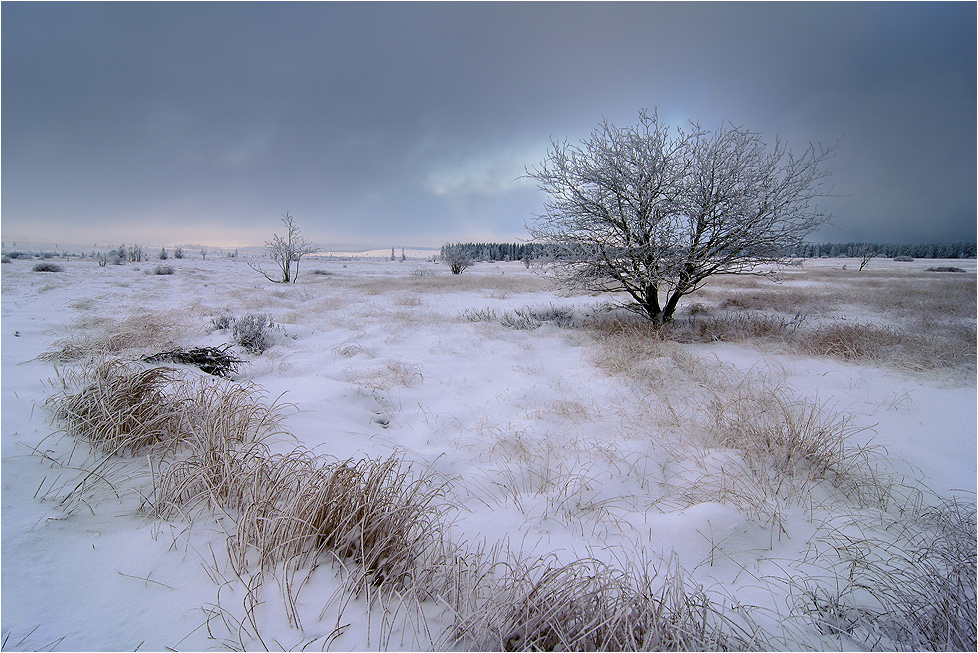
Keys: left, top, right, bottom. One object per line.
{"left": 210, "top": 313, "right": 234, "bottom": 331}
{"left": 231, "top": 312, "right": 276, "bottom": 354}
{"left": 152, "top": 264, "right": 175, "bottom": 275}
{"left": 209, "top": 313, "right": 277, "bottom": 354}
{"left": 32, "top": 261, "right": 64, "bottom": 272}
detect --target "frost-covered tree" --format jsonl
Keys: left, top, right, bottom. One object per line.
{"left": 442, "top": 244, "right": 474, "bottom": 274}
{"left": 248, "top": 213, "right": 316, "bottom": 283}
{"left": 527, "top": 110, "right": 834, "bottom": 324}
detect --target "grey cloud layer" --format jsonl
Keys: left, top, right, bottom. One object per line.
{"left": 2, "top": 2, "right": 974, "bottom": 247}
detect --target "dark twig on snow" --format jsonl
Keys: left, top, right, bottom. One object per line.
{"left": 143, "top": 345, "right": 242, "bottom": 377}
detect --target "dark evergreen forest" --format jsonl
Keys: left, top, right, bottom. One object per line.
{"left": 442, "top": 241, "right": 976, "bottom": 262}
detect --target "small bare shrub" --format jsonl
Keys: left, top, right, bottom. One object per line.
{"left": 231, "top": 313, "right": 276, "bottom": 354}
{"left": 210, "top": 313, "right": 234, "bottom": 331}
{"left": 151, "top": 264, "right": 175, "bottom": 275}
{"left": 443, "top": 246, "right": 474, "bottom": 275}
{"left": 32, "top": 262, "right": 63, "bottom": 272}
{"left": 925, "top": 266, "right": 965, "bottom": 273}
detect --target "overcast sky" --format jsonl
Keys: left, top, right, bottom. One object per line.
{"left": 2, "top": 1, "right": 975, "bottom": 250}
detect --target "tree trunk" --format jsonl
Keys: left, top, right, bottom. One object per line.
{"left": 661, "top": 291, "right": 684, "bottom": 324}
{"left": 640, "top": 285, "right": 664, "bottom": 325}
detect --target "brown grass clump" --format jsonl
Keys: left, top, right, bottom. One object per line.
{"left": 675, "top": 312, "right": 793, "bottom": 343}
{"left": 798, "top": 322, "right": 901, "bottom": 362}
{"left": 49, "top": 359, "right": 284, "bottom": 458}
{"left": 154, "top": 444, "right": 448, "bottom": 590}
{"left": 797, "top": 321, "right": 976, "bottom": 373}
{"left": 50, "top": 361, "right": 188, "bottom": 456}
{"left": 40, "top": 310, "right": 193, "bottom": 362}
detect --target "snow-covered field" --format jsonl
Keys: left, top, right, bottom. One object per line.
{"left": 2, "top": 254, "right": 975, "bottom": 651}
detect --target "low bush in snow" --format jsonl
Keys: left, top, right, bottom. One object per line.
{"left": 210, "top": 312, "right": 278, "bottom": 355}
{"left": 32, "top": 261, "right": 64, "bottom": 272}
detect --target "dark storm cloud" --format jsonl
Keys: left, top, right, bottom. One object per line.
{"left": 2, "top": 2, "right": 974, "bottom": 248}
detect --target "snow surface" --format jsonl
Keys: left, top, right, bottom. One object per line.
{"left": 1, "top": 255, "right": 975, "bottom": 650}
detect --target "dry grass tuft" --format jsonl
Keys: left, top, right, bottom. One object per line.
{"left": 681, "top": 384, "right": 902, "bottom": 531}
{"left": 444, "top": 556, "right": 758, "bottom": 651}
{"left": 40, "top": 310, "right": 193, "bottom": 362}
{"left": 674, "top": 312, "right": 795, "bottom": 344}
{"left": 49, "top": 359, "right": 284, "bottom": 458}
{"left": 49, "top": 360, "right": 188, "bottom": 456}
{"left": 154, "top": 445, "right": 448, "bottom": 590}
{"left": 704, "top": 387, "right": 882, "bottom": 500}
{"left": 345, "top": 359, "right": 424, "bottom": 391}
{"left": 798, "top": 321, "right": 976, "bottom": 373}
{"left": 797, "top": 496, "right": 977, "bottom": 651}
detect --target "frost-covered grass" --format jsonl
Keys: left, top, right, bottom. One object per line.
{"left": 2, "top": 255, "right": 974, "bottom": 650}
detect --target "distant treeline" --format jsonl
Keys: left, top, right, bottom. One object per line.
{"left": 789, "top": 241, "right": 976, "bottom": 259}
{"left": 443, "top": 241, "right": 977, "bottom": 262}
{"left": 441, "top": 242, "right": 549, "bottom": 262}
